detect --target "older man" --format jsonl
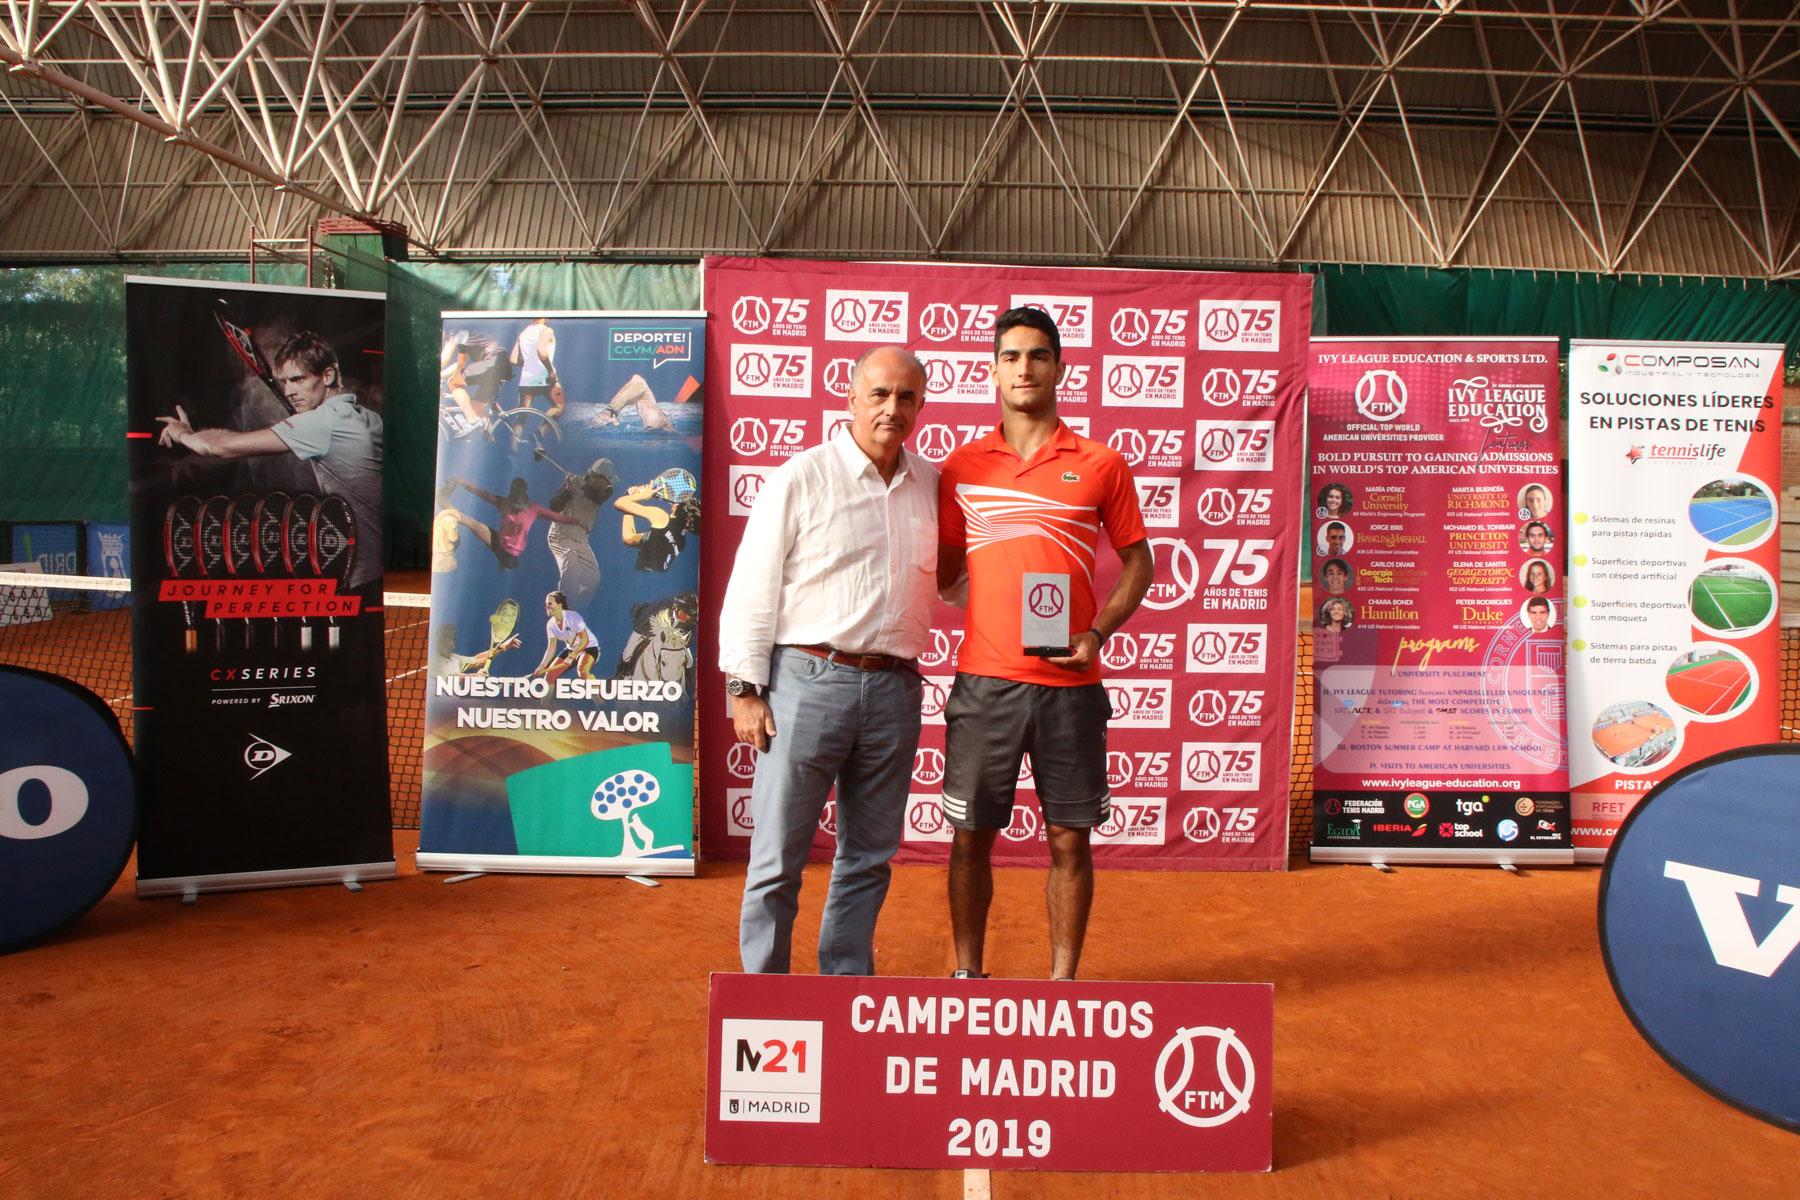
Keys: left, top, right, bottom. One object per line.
{"left": 719, "top": 345, "right": 937, "bottom": 975}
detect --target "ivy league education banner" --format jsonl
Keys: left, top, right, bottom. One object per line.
{"left": 1565, "top": 341, "right": 1784, "bottom": 861}
{"left": 1308, "top": 339, "right": 1571, "bottom": 865}
{"left": 416, "top": 313, "right": 704, "bottom": 876}
{"left": 701, "top": 258, "right": 1313, "bottom": 871}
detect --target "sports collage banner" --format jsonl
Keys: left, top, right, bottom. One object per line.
{"left": 127, "top": 278, "right": 394, "bottom": 893}
{"left": 416, "top": 313, "right": 705, "bottom": 876}
{"left": 1308, "top": 339, "right": 1572, "bottom": 863}
{"left": 700, "top": 258, "right": 1312, "bottom": 870}
{"left": 1565, "top": 341, "right": 1785, "bottom": 861}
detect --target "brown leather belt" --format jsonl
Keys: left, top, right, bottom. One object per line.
{"left": 791, "top": 644, "right": 919, "bottom": 675}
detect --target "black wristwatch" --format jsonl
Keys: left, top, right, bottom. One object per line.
{"left": 726, "top": 678, "right": 761, "bottom": 699}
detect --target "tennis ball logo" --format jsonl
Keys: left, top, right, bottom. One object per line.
{"left": 591, "top": 770, "right": 659, "bottom": 821}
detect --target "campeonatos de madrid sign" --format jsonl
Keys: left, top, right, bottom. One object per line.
{"left": 706, "top": 973, "right": 1273, "bottom": 1172}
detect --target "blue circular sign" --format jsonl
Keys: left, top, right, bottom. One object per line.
{"left": 1599, "top": 744, "right": 1800, "bottom": 1132}
{"left": 0, "top": 666, "right": 137, "bottom": 951}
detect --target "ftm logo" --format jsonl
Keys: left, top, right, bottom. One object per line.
{"left": 718, "top": 1018, "right": 823, "bottom": 1124}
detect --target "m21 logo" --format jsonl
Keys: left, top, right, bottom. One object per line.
{"left": 718, "top": 1018, "right": 824, "bottom": 1124}
{"left": 1599, "top": 746, "right": 1800, "bottom": 1131}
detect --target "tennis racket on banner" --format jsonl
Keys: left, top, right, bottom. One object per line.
{"left": 253, "top": 491, "right": 290, "bottom": 647}
{"left": 213, "top": 302, "right": 293, "bottom": 415}
{"left": 484, "top": 598, "right": 520, "bottom": 676}
{"left": 283, "top": 494, "right": 319, "bottom": 650}
{"left": 310, "top": 495, "right": 356, "bottom": 650}
{"left": 648, "top": 468, "right": 697, "bottom": 503}
{"left": 162, "top": 495, "right": 203, "bottom": 654}
{"left": 196, "top": 495, "right": 230, "bottom": 652}
{"left": 224, "top": 493, "right": 257, "bottom": 649}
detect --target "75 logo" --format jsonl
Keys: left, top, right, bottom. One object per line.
{"left": 1106, "top": 750, "right": 1171, "bottom": 789}
{"left": 1100, "top": 631, "right": 1175, "bottom": 671}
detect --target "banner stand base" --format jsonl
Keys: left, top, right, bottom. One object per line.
{"left": 1311, "top": 847, "right": 1574, "bottom": 867}
{"left": 1575, "top": 848, "right": 1606, "bottom": 865}
{"left": 137, "top": 860, "right": 398, "bottom": 899}
{"left": 416, "top": 851, "right": 695, "bottom": 878}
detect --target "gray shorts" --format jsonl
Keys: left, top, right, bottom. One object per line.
{"left": 940, "top": 673, "right": 1112, "bottom": 831}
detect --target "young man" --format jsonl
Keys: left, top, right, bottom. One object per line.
{"left": 719, "top": 346, "right": 937, "bottom": 976}
{"left": 1524, "top": 595, "right": 1553, "bottom": 633}
{"left": 157, "top": 331, "right": 382, "bottom": 593}
{"left": 937, "top": 308, "right": 1153, "bottom": 982}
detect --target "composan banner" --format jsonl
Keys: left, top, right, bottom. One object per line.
{"left": 1308, "top": 339, "right": 1571, "bottom": 864}
{"left": 127, "top": 278, "right": 393, "bottom": 895}
{"left": 706, "top": 973, "right": 1273, "bottom": 1172}
{"left": 1566, "top": 341, "right": 1784, "bottom": 861}
{"left": 416, "top": 313, "right": 703, "bottom": 876}
{"left": 700, "top": 258, "right": 1312, "bottom": 870}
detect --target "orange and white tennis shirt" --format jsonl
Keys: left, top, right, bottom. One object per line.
{"left": 938, "top": 421, "right": 1147, "bottom": 687}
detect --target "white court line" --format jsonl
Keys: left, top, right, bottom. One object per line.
{"left": 1697, "top": 504, "right": 1772, "bottom": 539}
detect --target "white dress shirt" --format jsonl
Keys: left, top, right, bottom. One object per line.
{"left": 718, "top": 429, "right": 938, "bottom": 687}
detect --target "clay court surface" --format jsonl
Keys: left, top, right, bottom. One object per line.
{"left": 1591, "top": 711, "right": 1673, "bottom": 759}
{"left": 5, "top": 840, "right": 1794, "bottom": 1198}
{"left": 1666, "top": 654, "right": 1754, "bottom": 716}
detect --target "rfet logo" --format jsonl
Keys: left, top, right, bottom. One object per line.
{"left": 1354, "top": 369, "right": 1408, "bottom": 422}
{"left": 728, "top": 466, "right": 771, "bottom": 517}
{"left": 1027, "top": 581, "right": 1065, "bottom": 618}
{"left": 825, "top": 290, "right": 907, "bottom": 341}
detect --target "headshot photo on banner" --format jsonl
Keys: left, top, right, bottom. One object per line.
{"left": 1565, "top": 340, "right": 1786, "bottom": 862}
{"left": 700, "top": 258, "right": 1312, "bottom": 871}
{"left": 416, "top": 312, "right": 704, "bottom": 876}
{"left": 126, "top": 277, "right": 394, "bottom": 895}
{"left": 1307, "top": 338, "right": 1571, "bottom": 865}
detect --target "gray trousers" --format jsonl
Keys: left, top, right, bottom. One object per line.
{"left": 739, "top": 647, "right": 923, "bottom": 975}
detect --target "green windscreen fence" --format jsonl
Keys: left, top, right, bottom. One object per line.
{"left": 1, "top": 259, "right": 1792, "bottom": 567}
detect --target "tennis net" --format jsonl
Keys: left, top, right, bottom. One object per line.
{"left": 2, "top": 569, "right": 1795, "bottom": 856}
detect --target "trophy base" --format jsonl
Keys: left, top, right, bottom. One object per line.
{"left": 1022, "top": 645, "right": 1072, "bottom": 657}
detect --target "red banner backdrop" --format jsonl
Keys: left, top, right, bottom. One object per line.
{"left": 700, "top": 258, "right": 1311, "bottom": 869}
{"left": 706, "top": 973, "right": 1274, "bottom": 1173}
